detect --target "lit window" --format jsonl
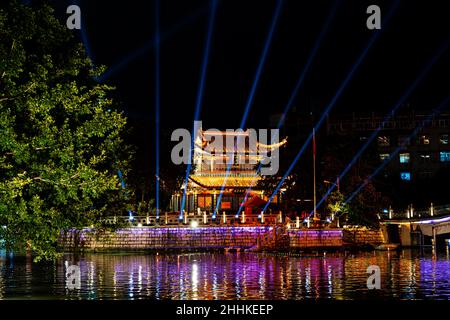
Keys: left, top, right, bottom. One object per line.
{"left": 419, "top": 153, "right": 431, "bottom": 163}
{"left": 440, "top": 134, "right": 449, "bottom": 145}
{"left": 399, "top": 153, "right": 410, "bottom": 164}
{"left": 379, "top": 153, "right": 389, "bottom": 161}
{"left": 198, "top": 196, "right": 212, "bottom": 209}
{"left": 378, "top": 136, "right": 390, "bottom": 146}
{"left": 440, "top": 151, "right": 450, "bottom": 162}
{"left": 419, "top": 135, "right": 430, "bottom": 145}
{"left": 400, "top": 172, "right": 411, "bottom": 181}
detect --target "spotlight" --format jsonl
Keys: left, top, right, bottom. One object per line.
{"left": 190, "top": 220, "right": 199, "bottom": 228}
{"left": 215, "top": 0, "right": 284, "bottom": 214}
{"left": 235, "top": 0, "right": 339, "bottom": 216}
{"left": 180, "top": 0, "right": 218, "bottom": 214}
{"left": 128, "top": 210, "right": 134, "bottom": 221}
{"left": 261, "top": 1, "right": 400, "bottom": 213}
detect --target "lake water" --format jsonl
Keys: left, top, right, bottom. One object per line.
{"left": 0, "top": 248, "right": 449, "bottom": 300}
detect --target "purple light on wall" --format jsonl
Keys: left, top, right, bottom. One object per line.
{"left": 62, "top": 226, "right": 344, "bottom": 251}
{"left": 413, "top": 216, "right": 450, "bottom": 225}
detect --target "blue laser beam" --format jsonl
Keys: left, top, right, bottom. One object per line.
{"left": 214, "top": 0, "right": 284, "bottom": 215}
{"left": 235, "top": 0, "right": 340, "bottom": 217}
{"left": 315, "top": 37, "right": 450, "bottom": 213}
{"left": 72, "top": 0, "right": 94, "bottom": 63}
{"left": 239, "top": 0, "right": 284, "bottom": 129}
{"left": 118, "top": 167, "right": 133, "bottom": 220}
{"left": 117, "top": 169, "right": 126, "bottom": 190}
{"left": 179, "top": 0, "right": 219, "bottom": 217}
{"left": 277, "top": 0, "right": 340, "bottom": 129}
{"left": 261, "top": 0, "right": 400, "bottom": 214}
{"left": 155, "top": 0, "right": 161, "bottom": 219}
{"left": 344, "top": 93, "right": 450, "bottom": 205}
{"left": 192, "top": 0, "right": 218, "bottom": 123}
{"left": 97, "top": 5, "right": 209, "bottom": 82}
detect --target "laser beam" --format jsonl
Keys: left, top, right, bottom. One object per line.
{"left": 315, "top": 37, "right": 450, "bottom": 213}
{"left": 155, "top": 0, "right": 161, "bottom": 219}
{"left": 97, "top": 5, "right": 210, "bottom": 82}
{"left": 344, "top": 93, "right": 450, "bottom": 205}
{"left": 72, "top": 0, "right": 94, "bottom": 63}
{"left": 235, "top": 0, "right": 340, "bottom": 217}
{"left": 277, "top": 0, "right": 340, "bottom": 128}
{"left": 261, "top": 0, "right": 400, "bottom": 214}
{"left": 214, "top": 0, "right": 284, "bottom": 215}
{"left": 179, "top": 0, "right": 219, "bottom": 217}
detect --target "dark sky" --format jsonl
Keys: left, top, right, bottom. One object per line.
{"left": 48, "top": 0, "right": 450, "bottom": 177}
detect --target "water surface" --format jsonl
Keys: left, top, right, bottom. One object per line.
{"left": 0, "top": 249, "right": 449, "bottom": 300}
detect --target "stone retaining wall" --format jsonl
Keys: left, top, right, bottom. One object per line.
{"left": 59, "top": 227, "right": 344, "bottom": 251}
{"left": 289, "top": 229, "right": 343, "bottom": 248}
{"left": 343, "top": 227, "right": 385, "bottom": 245}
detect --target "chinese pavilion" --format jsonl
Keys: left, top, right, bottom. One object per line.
{"left": 170, "top": 128, "right": 287, "bottom": 216}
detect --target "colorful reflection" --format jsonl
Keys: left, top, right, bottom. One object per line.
{"left": 0, "top": 249, "right": 449, "bottom": 300}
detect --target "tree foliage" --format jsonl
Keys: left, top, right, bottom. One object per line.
{"left": 0, "top": 1, "right": 133, "bottom": 260}
{"left": 325, "top": 190, "right": 349, "bottom": 217}
{"left": 320, "top": 133, "right": 389, "bottom": 227}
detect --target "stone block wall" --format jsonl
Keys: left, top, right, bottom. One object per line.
{"left": 289, "top": 229, "right": 343, "bottom": 248}
{"left": 59, "top": 227, "right": 344, "bottom": 251}
{"left": 343, "top": 227, "right": 385, "bottom": 245}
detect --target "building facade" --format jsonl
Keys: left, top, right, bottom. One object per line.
{"left": 326, "top": 111, "right": 450, "bottom": 182}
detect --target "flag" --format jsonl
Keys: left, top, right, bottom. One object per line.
{"left": 312, "top": 128, "right": 316, "bottom": 157}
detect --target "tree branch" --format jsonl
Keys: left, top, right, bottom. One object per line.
{"left": 0, "top": 96, "right": 13, "bottom": 103}
{"left": 0, "top": 40, "right": 16, "bottom": 81}
{"left": 0, "top": 82, "right": 37, "bottom": 103}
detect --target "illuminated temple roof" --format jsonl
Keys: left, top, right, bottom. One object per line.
{"left": 185, "top": 128, "right": 286, "bottom": 190}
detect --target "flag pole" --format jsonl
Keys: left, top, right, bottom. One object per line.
{"left": 313, "top": 128, "right": 317, "bottom": 220}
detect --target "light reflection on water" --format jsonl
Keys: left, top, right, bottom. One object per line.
{"left": 0, "top": 249, "right": 449, "bottom": 300}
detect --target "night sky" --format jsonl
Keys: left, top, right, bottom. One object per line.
{"left": 48, "top": 0, "right": 450, "bottom": 180}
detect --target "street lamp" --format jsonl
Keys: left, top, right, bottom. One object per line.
{"left": 323, "top": 177, "right": 340, "bottom": 192}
